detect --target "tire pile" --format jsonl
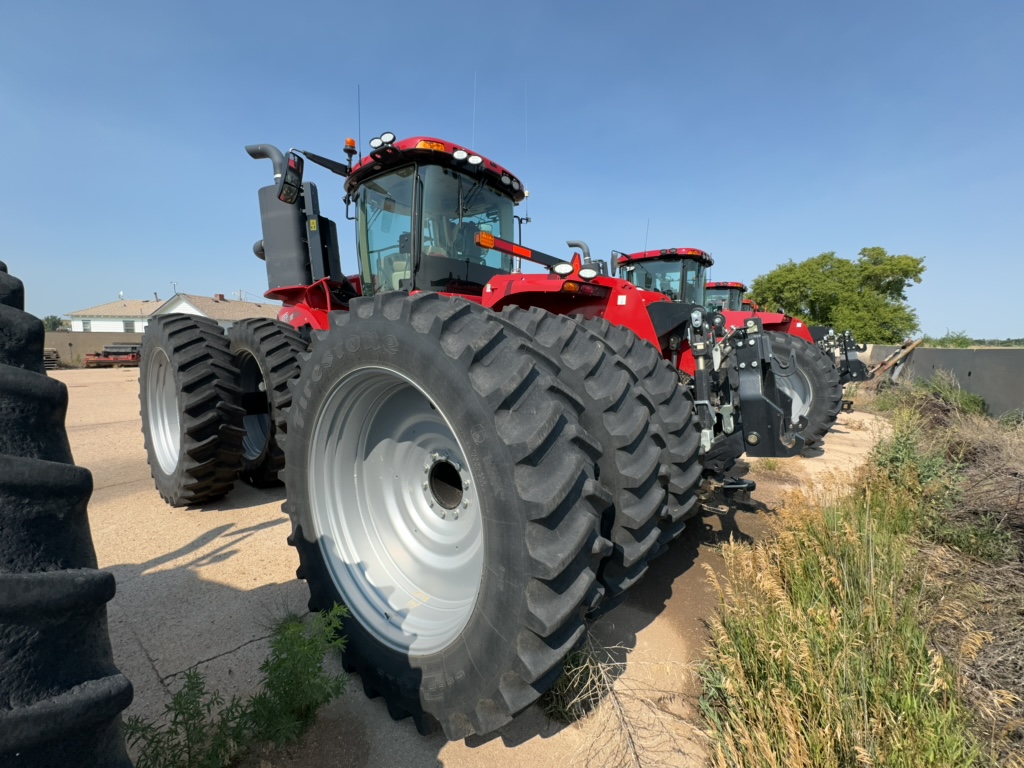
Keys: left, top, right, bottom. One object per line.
{"left": 0, "top": 262, "right": 133, "bottom": 766}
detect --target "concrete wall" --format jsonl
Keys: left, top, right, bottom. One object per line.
{"left": 44, "top": 331, "right": 143, "bottom": 366}
{"left": 864, "top": 344, "right": 1024, "bottom": 417}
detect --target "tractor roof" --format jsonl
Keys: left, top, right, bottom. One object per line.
{"left": 618, "top": 248, "right": 713, "bottom": 267}
{"left": 346, "top": 136, "right": 526, "bottom": 203}
{"left": 706, "top": 281, "right": 747, "bottom": 291}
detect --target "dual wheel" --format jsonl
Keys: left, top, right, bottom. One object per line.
{"left": 139, "top": 314, "right": 304, "bottom": 506}
{"left": 283, "top": 293, "right": 704, "bottom": 739}
{"left": 139, "top": 298, "right": 704, "bottom": 738}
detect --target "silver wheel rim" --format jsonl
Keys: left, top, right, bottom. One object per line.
{"left": 147, "top": 348, "right": 181, "bottom": 474}
{"left": 776, "top": 367, "right": 812, "bottom": 420}
{"left": 309, "top": 366, "right": 483, "bottom": 656}
{"left": 237, "top": 351, "right": 271, "bottom": 461}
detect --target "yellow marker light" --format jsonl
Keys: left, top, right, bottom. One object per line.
{"left": 561, "top": 281, "right": 580, "bottom": 293}
{"left": 477, "top": 231, "right": 495, "bottom": 249}
{"left": 345, "top": 137, "right": 356, "bottom": 148}
{"left": 416, "top": 140, "right": 446, "bottom": 151}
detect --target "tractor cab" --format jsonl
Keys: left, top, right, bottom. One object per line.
{"left": 345, "top": 135, "right": 525, "bottom": 297}
{"left": 705, "top": 282, "right": 747, "bottom": 313}
{"left": 614, "top": 248, "right": 713, "bottom": 305}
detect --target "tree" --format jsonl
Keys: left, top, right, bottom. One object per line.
{"left": 748, "top": 247, "right": 924, "bottom": 344}
{"left": 42, "top": 315, "right": 66, "bottom": 331}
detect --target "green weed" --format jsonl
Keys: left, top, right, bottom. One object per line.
{"left": 125, "top": 604, "right": 348, "bottom": 768}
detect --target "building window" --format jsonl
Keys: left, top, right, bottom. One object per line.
{"left": 123, "top": 320, "right": 134, "bottom": 333}
{"left": 82, "top": 320, "right": 91, "bottom": 332}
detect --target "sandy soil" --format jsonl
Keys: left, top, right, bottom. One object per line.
{"left": 52, "top": 369, "right": 885, "bottom": 768}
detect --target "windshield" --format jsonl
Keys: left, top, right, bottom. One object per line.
{"left": 620, "top": 258, "right": 707, "bottom": 304}
{"left": 355, "top": 164, "right": 515, "bottom": 295}
{"left": 706, "top": 287, "right": 744, "bottom": 312}
{"left": 417, "top": 165, "right": 514, "bottom": 290}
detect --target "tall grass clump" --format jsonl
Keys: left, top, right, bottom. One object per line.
{"left": 702, "top": 373, "right": 1024, "bottom": 766}
{"left": 700, "top": 489, "right": 983, "bottom": 767}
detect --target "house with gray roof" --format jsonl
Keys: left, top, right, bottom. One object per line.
{"left": 68, "top": 293, "right": 280, "bottom": 332}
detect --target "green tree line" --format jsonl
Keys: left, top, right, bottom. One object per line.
{"left": 748, "top": 247, "right": 925, "bottom": 344}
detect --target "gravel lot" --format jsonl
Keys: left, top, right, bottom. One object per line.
{"left": 53, "top": 367, "right": 884, "bottom": 767}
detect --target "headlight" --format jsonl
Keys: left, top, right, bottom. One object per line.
{"left": 553, "top": 263, "right": 574, "bottom": 276}
{"left": 578, "top": 267, "right": 598, "bottom": 281}
{"left": 380, "top": 132, "right": 396, "bottom": 144}
{"left": 368, "top": 137, "right": 383, "bottom": 149}
{"left": 467, "top": 155, "right": 483, "bottom": 166}
{"left": 453, "top": 149, "right": 469, "bottom": 161}
{"left": 690, "top": 309, "right": 704, "bottom": 328}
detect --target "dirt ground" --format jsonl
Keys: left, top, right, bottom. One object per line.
{"left": 52, "top": 368, "right": 885, "bottom": 768}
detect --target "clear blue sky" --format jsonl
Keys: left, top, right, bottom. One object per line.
{"left": 3, "top": 0, "right": 1021, "bottom": 338}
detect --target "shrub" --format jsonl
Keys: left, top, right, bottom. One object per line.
{"left": 125, "top": 605, "right": 348, "bottom": 768}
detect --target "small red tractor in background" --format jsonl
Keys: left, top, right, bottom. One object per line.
{"left": 705, "top": 279, "right": 872, "bottom": 387}
{"left": 138, "top": 133, "right": 804, "bottom": 740}
{"left": 617, "top": 260, "right": 842, "bottom": 452}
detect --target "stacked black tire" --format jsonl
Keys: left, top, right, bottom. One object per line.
{"left": 0, "top": 262, "right": 133, "bottom": 767}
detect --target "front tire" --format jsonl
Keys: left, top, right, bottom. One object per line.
{"left": 139, "top": 314, "right": 245, "bottom": 507}
{"left": 767, "top": 331, "right": 842, "bottom": 452}
{"left": 284, "top": 293, "right": 608, "bottom": 739}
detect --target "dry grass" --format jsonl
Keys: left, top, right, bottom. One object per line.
{"left": 542, "top": 636, "right": 705, "bottom": 767}
{"left": 699, "top": 484, "right": 984, "bottom": 767}
{"left": 922, "top": 546, "right": 1024, "bottom": 768}
{"left": 699, "top": 373, "right": 1024, "bottom": 766}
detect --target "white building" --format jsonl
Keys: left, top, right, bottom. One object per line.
{"left": 68, "top": 293, "right": 281, "bottom": 332}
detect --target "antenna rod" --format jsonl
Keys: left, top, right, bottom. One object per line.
{"left": 357, "top": 84, "right": 363, "bottom": 161}
{"left": 643, "top": 219, "right": 650, "bottom": 253}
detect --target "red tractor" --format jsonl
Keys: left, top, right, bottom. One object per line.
{"left": 616, "top": 261, "right": 842, "bottom": 453}
{"left": 138, "top": 133, "right": 803, "bottom": 740}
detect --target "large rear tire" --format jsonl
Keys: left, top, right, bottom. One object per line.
{"left": 139, "top": 314, "right": 245, "bottom": 507}
{"left": 497, "top": 306, "right": 665, "bottom": 606}
{"left": 767, "top": 331, "right": 842, "bottom": 452}
{"left": 284, "top": 293, "right": 609, "bottom": 739}
{"left": 575, "top": 318, "right": 704, "bottom": 544}
{"left": 227, "top": 318, "right": 305, "bottom": 487}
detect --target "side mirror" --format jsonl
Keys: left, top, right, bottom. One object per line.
{"left": 277, "top": 152, "right": 304, "bottom": 204}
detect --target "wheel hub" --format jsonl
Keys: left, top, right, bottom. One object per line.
{"left": 424, "top": 451, "right": 467, "bottom": 518}
{"left": 308, "top": 367, "right": 484, "bottom": 656}
{"left": 146, "top": 348, "right": 181, "bottom": 475}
